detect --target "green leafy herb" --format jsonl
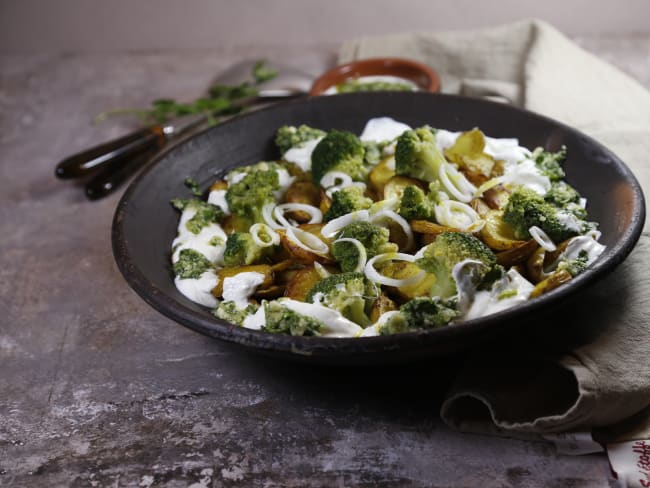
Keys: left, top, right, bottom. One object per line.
{"left": 96, "top": 60, "right": 278, "bottom": 126}
{"left": 171, "top": 199, "right": 224, "bottom": 234}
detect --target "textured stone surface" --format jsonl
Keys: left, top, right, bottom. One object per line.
{"left": 1, "top": 37, "right": 648, "bottom": 486}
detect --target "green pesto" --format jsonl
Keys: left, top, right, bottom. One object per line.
{"left": 173, "top": 249, "right": 213, "bottom": 279}
{"left": 171, "top": 199, "right": 225, "bottom": 235}
{"left": 262, "top": 301, "right": 324, "bottom": 336}
{"left": 184, "top": 177, "right": 202, "bottom": 197}
{"left": 214, "top": 301, "right": 259, "bottom": 326}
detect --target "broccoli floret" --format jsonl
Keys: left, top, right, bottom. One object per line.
{"left": 173, "top": 249, "right": 213, "bottom": 279}
{"left": 545, "top": 181, "right": 581, "bottom": 207}
{"left": 275, "top": 125, "right": 326, "bottom": 154}
{"left": 533, "top": 146, "right": 566, "bottom": 182}
{"left": 214, "top": 301, "right": 259, "bottom": 326}
{"left": 311, "top": 130, "right": 366, "bottom": 184}
{"left": 416, "top": 232, "right": 496, "bottom": 299}
{"left": 171, "top": 198, "right": 225, "bottom": 234}
{"left": 223, "top": 232, "right": 271, "bottom": 266}
{"left": 362, "top": 140, "right": 389, "bottom": 166}
{"left": 323, "top": 186, "right": 373, "bottom": 222}
{"left": 503, "top": 187, "right": 582, "bottom": 242}
{"left": 398, "top": 185, "right": 436, "bottom": 220}
{"left": 556, "top": 249, "right": 590, "bottom": 277}
{"left": 380, "top": 297, "right": 459, "bottom": 334}
{"left": 225, "top": 168, "right": 279, "bottom": 224}
{"left": 332, "top": 221, "right": 398, "bottom": 272}
{"left": 306, "top": 272, "right": 378, "bottom": 326}
{"left": 394, "top": 126, "right": 445, "bottom": 182}
{"left": 262, "top": 301, "right": 324, "bottom": 336}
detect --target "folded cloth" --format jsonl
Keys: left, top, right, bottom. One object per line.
{"left": 340, "top": 20, "right": 650, "bottom": 443}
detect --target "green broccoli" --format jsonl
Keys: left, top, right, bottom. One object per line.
{"left": 262, "top": 301, "right": 324, "bottom": 336}
{"left": 173, "top": 249, "right": 214, "bottom": 279}
{"left": 171, "top": 198, "right": 225, "bottom": 234}
{"left": 394, "top": 126, "right": 445, "bottom": 182}
{"left": 556, "top": 249, "right": 590, "bottom": 277}
{"left": 398, "top": 185, "right": 436, "bottom": 220}
{"left": 544, "top": 181, "right": 581, "bottom": 207}
{"left": 306, "top": 272, "right": 379, "bottom": 327}
{"left": 214, "top": 301, "right": 259, "bottom": 326}
{"left": 225, "top": 167, "right": 280, "bottom": 224}
{"left": 323, "top": 186, "right": 373, "bottom": 222}
{"left": 362, "top": 140, "right": 389, "bottom": 166}
{"left": 275, "top": 125, "right": 326, "bottom": 154}
{"left": 311, "top": 130, "right": 366, "bottom": 184}
{"left": 223, "top": 232, "right": 271, "bottom": 266}
{"left": 416, "top": 232, "right": 497, "bottom": 299}
{"left": 380, "top": 297, "right": 459, "bottom": 334}
{"left": 332, "top": 221, "right": 398, "bottom": 272}
{"left": 532, "top": 146, "right": 566, "bottom": 182}
{"left": 503, "top": 187, "right": 583, "bottom": 242}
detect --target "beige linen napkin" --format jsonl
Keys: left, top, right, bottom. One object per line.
{"left": 341, "top": 20, "right": 650, "bottom": 443}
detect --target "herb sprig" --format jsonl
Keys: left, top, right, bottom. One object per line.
{"left": 95, "top": 60, "right": 278, "bottom": 126}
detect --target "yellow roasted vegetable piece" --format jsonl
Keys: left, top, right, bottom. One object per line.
{"left": 479, "top": 210, "right": 526, "bottom": 251}
{"left": 212, "top": 264, "right": 274, "bottom": 297}
{"left": 444, "top": 128, "right": 496, "bottom": 185}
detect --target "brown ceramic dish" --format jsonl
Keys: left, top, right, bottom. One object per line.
{"left": 112, "top": 92, "right": 645, "bottom": 364}
{"left": 309, "top": 58, "right": 440, "bottom": 95}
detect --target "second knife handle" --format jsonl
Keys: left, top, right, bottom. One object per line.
{"left": 55, "top": 126, "right": 167, "bottom": 179}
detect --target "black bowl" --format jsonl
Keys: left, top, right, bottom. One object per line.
{"left": 112, "top": 92, "right": 645, "bottom": 364}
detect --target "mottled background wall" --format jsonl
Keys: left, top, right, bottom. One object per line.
{"left": 1, "top": 0, "right": 650, "bottom": 53}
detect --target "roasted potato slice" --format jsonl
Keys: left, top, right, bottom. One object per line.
{"left": 255, "top": 285, "right": 286, "bottom": 299}
{"left": 379, "top": 261, "right": 434, "bottom": 301}
{"left": 209, "top": 179, "right": 228, "bottom": 192}
{"left": 383, "top": 175, "right": 426, "bottom": 201}
{"left": 369, "top": 294, "right": 398, "bottom": 323}
{"left": 221, "top": 214, "right": 251, "bottom": 234}
{"left": 479, "top": 210, "right": 525, "bottom": 251}
{"left": 496, "top": 239, "right": 539, "bottom": 267}
{"left": 530, "top": 270, "right": 572, "bottom": 298}
{"left": 212, "top": 264, "right": 274, "bottom": 297}
{"left": 483, "top": 187, "right": 510, "bottom": 210}
{"left": 410, "top": 219, "right": 459, "bottom": 236}
{"left": 277, "top": 228, "right": 334, "bottom": 264}
{"left": 283, "top": 180, "right": 322, "bottom": 222}
{"left": 443, "top": 128, "right": 496, "bottom": 185}
{"left": 319, "top": 188, "right": 332, "bottom": 215}
{"left": 470, "top": 197, "right": 491, "bottom": 217}
{"left": 284, "top": 265, "right": 324, "bottom": 302}
{"left": 526, "top": 247, "right": 546, "bottom": 283}
{"left": 368, "top": 156, "right": 396, "bottom": 196}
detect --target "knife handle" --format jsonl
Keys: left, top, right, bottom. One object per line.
{"left": 55, "top": 126, "right": 167, "bottom": 179}
{"left": 84, "top": 146, "right": 155, "bottom": 200}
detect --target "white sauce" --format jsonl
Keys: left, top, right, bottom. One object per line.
{"left": 501, "top": 158, "right": 551, "bottom": 195}
{"left": 558, "top": 235, "right": 606, "bottom": 267}
{"left": 274, "top": 167, "right": 296, "bottom": 200}
{"left": 360, "top": 117, "right": 412, "bottom": 143}
{"left": 174, "top": 271, "right": 219, "bottom": 308}
{"left": 484, "top": 137, "right": 531, "bottom": 166}
{"left": 435, "top": 129, "right": 461, "bottom": 152}
{"left": 222, "top": 272, "right": 266, "bottom": 309}
{"left": 171, "top": 207, "right": 228, "bottom": 265}
{"left": 226, "top": 171, "right": 247, "bottom": 184}
{"left": 282, "top": 137, "right": 323, "bottom": 172}
{"left": 207, "top": 189, "right": 230, "bottom": 215}
{"left": 243, "top": 305, "right": 266, "bottom": 330}
{"left": 463, "top": 269, "right": 534, "bottom": 320}
{"left": 324, "top": 75, "right": 418, "bottom": 95}
{"left": 279, "top": 299, "right": 363, "bottom": 338}
{"left": 556, "top": 211, "right": 583, "bottom": 233}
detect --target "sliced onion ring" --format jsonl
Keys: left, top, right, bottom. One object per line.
{"left": 474, "top": 176, "right": 505, "bottom": 198}
{"left": 274, "top": 203, "right": 323, "bottom": 226}
{"left": 334, "top": 238, "right": 367, "bottom": 273}
{"left": 434, "top": 200, "right": 480, "bottom": 231}
{"left": 263, "top": 202, "right": 283, "bottom": 230}
{"left": 320, "top": 171, "right": 352, "bottom": 188}
{"left": 321, "top": 210, "right": 370, "bottom": 238}
{"left": 370, "top": 209, "right": 415, "bottom": 251}
{"left": 364, "top": 253, "right": 425, "bottom": 287}
{"left": 285, "top": 227, "right": 330, "bottom": 255}
{"left": 314, "top": 262, "right": 331, "bottom": 279}
{"left": 439, "top": 163, "right": 476, "bottom": 203}
{"left": 529, "top": 225, "right": 557, "bottom": 252}
{"left": 250, "top": 223, "right": 280, "bottom": 247}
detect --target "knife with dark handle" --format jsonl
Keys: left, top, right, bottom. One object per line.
{"left": 55, "top": 90, "right": 306, "bottom": 200}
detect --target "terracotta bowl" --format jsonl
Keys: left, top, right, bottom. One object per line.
{"left": 310, "top": 57, "right": 440, "bottom": 95}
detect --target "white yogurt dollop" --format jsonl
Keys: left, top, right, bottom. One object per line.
{"left": 360, "top": 117, "right": 412, "bottom": 143}
{"left": 174, "top": 271, "right": 219, "bottom": 308}
{"left": 222, "top": 272, "right": 266, "bottom": 309}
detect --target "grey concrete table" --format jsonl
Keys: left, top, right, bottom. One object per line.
{"left": 2, "top": 38, "right": 648, "bottom": 487}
